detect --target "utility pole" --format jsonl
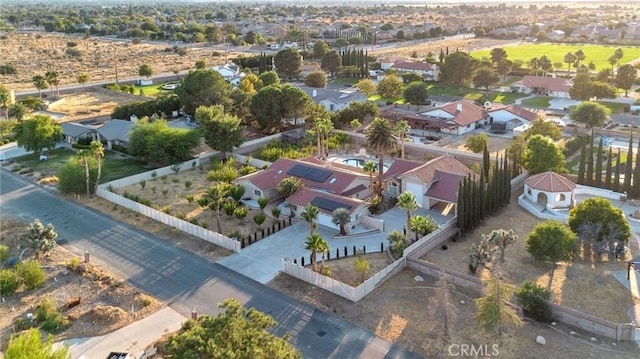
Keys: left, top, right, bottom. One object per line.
{"left": 114, "top": 59, "right": 119, "bottom": 85}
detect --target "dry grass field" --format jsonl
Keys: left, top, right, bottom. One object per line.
{"left": 47, "top": 89, "right": 150, "bottom": 122}
{"left": 0, "top": 33, "right": 241, "bottom": 90}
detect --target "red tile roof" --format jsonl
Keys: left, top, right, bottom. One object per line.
{"left": 399, "top": 154, "right": 475, "bottom": 184}
{"left": 525, "top": 171, "right": 576, "bottom": 192}
{"left": 438, "top": 99, "right": 486, "bottom": 127}
{"left": 287, "top": 188, "right": 366, "bottom": 214}
{"left": 426, "top": 170, "right": 465, "bottom": 203}
{"left": 384, "top": 158, "right": 423, "bottom": 180}
{"left": 520, "top": 75, "right": 571, "bottom": 93}
{"left": 237, "top": 158, "right": 365, "bottom": 195}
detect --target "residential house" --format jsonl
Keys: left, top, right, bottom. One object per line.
{"left": 382, "top": 159, "right": 423, "bottom": 198}
{"left": 286, "top": 187, "right": 369, "bottom": 230}
{"left": 381, "top": 99, "right": 489, "bottom": 136}
{"left": 379, "top": 57, "right": 407, "bottom": 70}
{"left": 485, "top": 104, "right": 539, "bottom": 133}
{"left": 233, "top": 157, "right": 370, "bottom": 202}
{"left": 212, "top": 63, "right": 245, "bottom": 85}
{"left": 96, "top": 119, "right": 134, "bottom": 150}
{"left": 296, "top": 85, "right": 368, "bottom": 112}
{"left": 61, "top": 122, "right": 97, "bottom": 144}
{"left": 397, "top": 154, "right": 476, "bottom": 215}
{"left": 391, "top": 61, "right": 439, "bottom": 81}
{"left": 547, "top": 30, "right": 565, "bottom": 40}
{"left": 510, "top": 75, "right": 571, "bottom": 99}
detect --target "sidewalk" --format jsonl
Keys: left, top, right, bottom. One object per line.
{"left": 54, "top": 307, "right": 186, "bottom": 359}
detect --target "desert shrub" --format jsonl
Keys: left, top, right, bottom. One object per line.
{"left": 162, "top": 189, "right": 169, "bottom": 197}
{"left": 184, "top": 180, "right": 192, "bottom": 189}
{"left": 65, "top": 48, "right": 83, "bottom": 58}
{"left": 140, "top": 180, "right": 146, "bottom": 190}
{"left": 234, "top": 206, "right": 248, "bottom": 220}
{"left": 271, "top": 207, "right": 281, "bottom": 218}
{"left": 253, "top": 213, "right": 267, "bottom": 226}
{"left": 257, "top": 197, "right": 269, "bottom": 209}
{"left": 516, "top": 280, "right": 553, "bottom": 322}
{"left": 320, "top": 266, "right": 332, "bottom": 277}
{"left": 0, "top": 269, "right": 20, "bottom": 296}
{"left": 0, "top": 64, "right": 17, "bottom": 75}
{"left": 139, "top": 296, "right": 152, "bottom": 308}
{"left": 0, "top": 244, "right": 9, "bottom": 265}
{"left": 175, "top": 212, "right": 186, "bottom": 220}
{"left": 36, "top": 298, "right": 69, "bottom": 334}
{"left": 172, "top": 178, "right": 180, "bottom": 184}
{"left": 199, "top": 221, "right": 209, "bottom": 229}
{"left": 16, "top": 261, "right": 46, "bottom": 290}
{"left": 185, "top": 194, "right": 195, "bottom": 203}
{"left": 67, "top": 257, "right": 80, "bottom": 271}
{"left": 227, "top": 229, "right": 241, "bottom": 239}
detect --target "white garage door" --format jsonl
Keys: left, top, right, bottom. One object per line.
{"left": 318, "top": 213, "right": 339, "bottom": 229}
{"left": 405, "top": 182, "right": 424, "bottom": 207}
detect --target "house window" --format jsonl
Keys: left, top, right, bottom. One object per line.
{"left": 254, "top": 189, "right": 262, "bottom": 196}
{"left": 290, "top": 204, "right": 298, "bottom": 211}
{"left": 330, "top": 104, "right": 335, "bottom": 111}
{"left": 388, "top": 182, "right": 398, "bottom": 196}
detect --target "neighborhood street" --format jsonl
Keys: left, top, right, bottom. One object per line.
{"left": 0, "top": 168, "right": 421, "bottom": 359}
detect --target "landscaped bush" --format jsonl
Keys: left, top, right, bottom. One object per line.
{"left": 0, "top": 269, "right": 20, "bottom": 296}
{"left": 516, "top": 280, "right": 553, "bottom": 322}
{"left": 234, "top": 205, "right": 249, "bottom": 220}
{"left": 223, "top": 200, "right": 237, "bottom": 216}
{"left": 253, "top": 213, "right": 267, "bottom": 226}
{"left": 253, "top": 140, "right": 312, "bottom": 162}
{"left": 16, "top": 261, "right": 46, "bottom": 290}
{"left": 36, "top": 298, "right": 69, "bottom": 334}
{"left": 111, "top": 144, "right": 129, "bottom": 154}
{"left": 71, "top": 143, "right": 91, "bottom": 150}
{"left": 239, "top": 165, "right": 258, "bottom": 176}
{"left": 229, "top": 185, "right": 246, "bottom": 202}
{"left": 562, "top": 133, "right": 591, "bottom": 156}
{"left": 257, "top": 197, "right": 269, "bottom": 209}
{"left": 271, "top": 207, "right": 281, "bottom": 218}
{"left": 207, "top": 166, "right": 238, "bottom": 183}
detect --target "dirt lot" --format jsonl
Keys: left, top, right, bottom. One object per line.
{"left": 0, "top": 217, "right": 162, "bottom": 349}
{"left": 268, "top": 194, "right": 640, "bottom": 358}
{"left": 443, "top": 133, "right": 514, "bottom": 158}
{"left": 47, "top": 89, "right": 148, "bottom": 122}
{"left": 0, "top": 33, "right": 242, "bottom": 90}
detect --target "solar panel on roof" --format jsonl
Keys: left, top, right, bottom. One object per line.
{"left": 287, "top": 164, "right": 333, "bottom": 183}
{"left": 311, "top": 196, "right": 352, "bottom": 212}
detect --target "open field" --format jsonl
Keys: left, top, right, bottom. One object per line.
{"left": 472, "top": 43, "right": 640, "bottom": 71}
{"left": 371, "top": 38, "right": 517, "bottom": 60}
{"left": 0, "top": 33, "right": 242, "bottom": 90}
{"left": 46, "top": 89, "right": 152, "bottom": 122}
{"left": 0, "top": 217, "right": 162, "bottom": 349}
{"left": 422, "top": 194, "right": 640, "bottom": 324}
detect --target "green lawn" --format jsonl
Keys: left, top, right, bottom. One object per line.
{"left": 135, "top": 82, "right": 180, "bottom": 97}
{"left": 472, "top": 43, "right": 640, "bottom": 71}
{"left": 599, "top": 101, "right": 627, "bottom": 114}
{"left": 521, "top": 96, "right": 552, "bottom": 107}
{"left": 14, "top": 148, "right": 153, "bottom": 183}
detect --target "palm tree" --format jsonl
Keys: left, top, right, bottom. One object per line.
{"left": 9, "top": 103, "right": 28, "bottom": 122}
{"left": 563, "top": 52, "right": 576, "bottom": 75}
{"left": 305, "top": 233, "right": 326, "bottom": 272}
{"left": 205, "top": 183, "right": 230, "bottom": 234}
{"left": 45, "top": 70, "right": 60, "bottom": 98}
{"left": 396, "top": 191, "right": 419, "bottom": 241}
{"left": 574, "top": 49, "right": 585, "bottom": 71}
{"left": 300, "top": 203, "right": 319, "bottom": 236}
{"left": 365, "top": 117, "right": 396, "bottom": 196}
{"left": 313, "top": 117, "right": 333, "bottom": 159}
{"left": 78, "top": 149, "right": 91, "bottom": 197}
{"left": 363, "top": 160, "right": 377, "bottom": 196}
{"left": 395, "top": 120, "right": 410, "bottom": 159}
{"left": 90, "top": 140, "right": 104, "bottom": 195}
{"left": 410, "top": 215, "right": 440, "bottom": 241}
{"left": 32, "top": 75, "right": 47, "bottom": 99}
{"left": 388, "top": 230, "right": 407, "bottom": 258}
{"left": 614, "top": 47, "right": 624, "bottom": 69}
{"left": 528, "top": 57, "right": 540, "bottom": 76}
{"left": 276, "top": 177, "right": 303, "bottom": 217}
{"left": 332, "top": 207, "right": 351, "bottom": 236}
{"left": 317, "top": 238, "right": 330, "bottom": 273}
{"left": 0, "top": 85, "right": 9, "bottom": 120}
{"left": 350, "top": 119, "right": 361, "bottom": 146}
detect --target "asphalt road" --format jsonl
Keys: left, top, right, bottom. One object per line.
{"left": 0, "top": 169, "right": 421, "bottom": 359}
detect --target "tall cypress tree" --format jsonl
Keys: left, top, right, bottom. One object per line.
{"left": 482, "top": 144, "right": 490, "bottom": 181}
{"left": 457, "top": 178, "right": 466, "bottom": 231}
{"left": 614, "top": 148, "right": 622, "bottom": 192}
{"left": 503, "top": 156, "right": 512, "bottom": 204}
{"left": 586, "top": 135, "right": 594, "bottom": 185}
{"left": 577, "top": 140, "right": 586, "bottom": 185}
{"left": 478, "top": 169, "right": 486, "bottom": 220}
{"left": 594, "top": 137, "right": 603, "bottom": 187}
{"left": 604, "top": 146, "right": 613, "bottom": 190}
{"left": 633, "top": 138, "right": 640, "bottom": 197}
{"left": 624, "top": 132, "right": 634, "bottom": 192}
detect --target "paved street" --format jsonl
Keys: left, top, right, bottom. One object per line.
{"left": 0, "top": 168, "right": 421, "bottom": 359}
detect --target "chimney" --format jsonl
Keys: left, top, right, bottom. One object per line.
{"left": 312, "top": 89, "right": 317, "bottom": 97}
{"left": 456, "top": 103, "right": 462, "bottom": 112}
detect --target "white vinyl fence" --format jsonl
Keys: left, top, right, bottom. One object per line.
{"left": 96, "top": 188, "right": 241, "bottom": 252}
{"left": 282, "top": 257, "right": 404, "bottom": 302}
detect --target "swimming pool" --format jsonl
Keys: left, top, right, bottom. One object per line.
{"left": 342, "top": 158, "right": 389, "bottom": 172}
